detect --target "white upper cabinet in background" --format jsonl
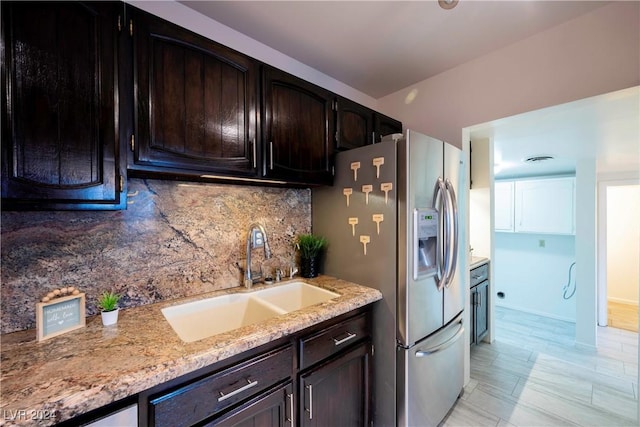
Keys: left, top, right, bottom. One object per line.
{"left": 495, "top": 176, "right": 575, "bottom": 235}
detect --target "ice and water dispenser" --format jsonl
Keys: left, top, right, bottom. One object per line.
{"left": 413, "top": 208, "right": 438, "bottom": 280}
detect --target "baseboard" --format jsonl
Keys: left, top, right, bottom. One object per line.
{"left": 607, "top": 297, "right": 639, "bottom": 306}
{"left": 495, "top": 303, "right": 576, "bottom": 323}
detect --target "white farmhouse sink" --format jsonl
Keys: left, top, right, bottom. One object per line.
{"left": 252, "top": 281, "right": 340, "bottom": 313}
{"left": 162, "top": 281, "right": 340, "bottom": 342}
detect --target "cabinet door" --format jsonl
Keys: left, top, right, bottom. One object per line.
{"left": 205, "top": 382, "right": 293, "bottom": 427}
{"left": 149, "top": 345, "right": 293, "bottom": 427}
{"left": 262, "top": 66, "right": 333, "bottom": 185}
{"left": 373, "top": 112, "right": 402, "bottom": 143}
{"left": 131, "top": 7, "right": 259, "bottom": 178}
{"left": 494, "top": 181, "right": 514, "bottom": 232}
{"left": 474, "top": 281, "right": 489, "bottom": 343}
{"left": 514, "top": 177, "right": 575, "bottom": 234}
{"left": 335, "top": 97, "right": 374, "bottom": 150}
{"left": 299, "top": 342, "right": 370, "bottom": 427}
{"left": 1, "top": 1, "right": 126, "bottom": 210}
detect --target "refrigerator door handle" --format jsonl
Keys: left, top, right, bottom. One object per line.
{"left": 414, "top": 319, "right": 464, "bottom": 357}
{"left": 443, "top": 179, "right": 459, "bottom": 288}
{"left": 432, "top": 177, "right": 448, "bottom": 290}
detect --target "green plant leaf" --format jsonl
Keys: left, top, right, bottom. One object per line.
{"left": 97, "top": 291, "right": 120, "bottom": 312}
{"left": 295, "top": 234, "right": 327, "bottom": 259}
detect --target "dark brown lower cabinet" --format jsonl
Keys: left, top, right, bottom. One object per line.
{"left": 204, "top": 382, "right": 293, "bottom": 427}
{"left": 299, "top": 342, "right": 371, "bottom": 427}
{"left": 120, "top": 308, "right": 371, "bottom": 427}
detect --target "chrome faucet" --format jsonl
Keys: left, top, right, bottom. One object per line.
{"left": 244, "top": 223, "right": 271, "bottom": 288}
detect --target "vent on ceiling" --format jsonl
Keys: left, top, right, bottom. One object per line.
{"left": 523, "top": 155, "right": 554, "bottom": 163}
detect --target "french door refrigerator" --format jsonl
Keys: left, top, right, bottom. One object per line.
{"left": 312, "top": 129, "right": 465, "bottom": 426}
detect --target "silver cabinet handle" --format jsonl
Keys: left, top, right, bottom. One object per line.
{"left": 269, "top": 141, "right": 274, "bottom": 170}
{"left": 287, "top": 393, "right": 295, "bottom": 426}
{"left": 217, "top": 378, "right": 258, "bottom": 402}
{"left": 305, "top": 384, "right": 313, "bottom": 419}
{"left": 252, "top": 139, "right": 257, "bottom": 169}
{"left": 333, "top": 331, "right": 356, "bottom": 346}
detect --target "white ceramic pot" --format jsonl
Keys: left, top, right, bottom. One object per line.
{"left": 101, "top": 308, "right": 119, "bottom": 326}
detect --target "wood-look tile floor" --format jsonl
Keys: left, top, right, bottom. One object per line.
{"left": 442, "top": 307, "right": 638, "bottom": 427}
{"left": 608, "top": 301, "right": 639, "bottom": 333}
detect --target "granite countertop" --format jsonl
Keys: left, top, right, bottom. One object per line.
{"left": 470, "top": 256, "right": 490, "bottom": 269}
{"left": 0, "top": 276, "right": 382, "bottom": 426}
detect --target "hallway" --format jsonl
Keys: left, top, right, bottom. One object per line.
{"left": 444, "top": 307, "right": 638, "bottom": 426}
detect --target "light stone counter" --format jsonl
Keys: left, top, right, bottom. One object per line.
{"left": 0, "top": 276, "right": 381, "bottom": 426}
{"left": 470, "top": 256, "right": 490, "bottom": 270}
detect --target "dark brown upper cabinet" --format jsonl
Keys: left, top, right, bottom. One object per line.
{"left": 130, "top": 7, "right": 259, "bottom": 179}
{"left": 335, "top": 97, "right": 402, "bottom": 150}
{"left": 335, "top": 97, "right": 374, "bottom": 151}
{"left": 373, "top": 112, "right": 403, "bottom": 143}
{"left": 262, "top": 66, "right": 334, "bottom": 186}
{"left": 1, "top": 1, "right": 127, "bottom": 210}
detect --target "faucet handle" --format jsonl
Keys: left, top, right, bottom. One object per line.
{"left": 289, "top": 267, "right": 298, "bottom": 279}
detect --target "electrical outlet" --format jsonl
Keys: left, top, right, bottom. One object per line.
{"left": 539, "top": 239, "right": 545, "bottom": 248}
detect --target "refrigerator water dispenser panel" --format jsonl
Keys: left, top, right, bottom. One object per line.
{"left": 413, "top": 208, "right": 438, "bottom": 280}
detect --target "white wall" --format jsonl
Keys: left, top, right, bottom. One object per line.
{"left": 126, "top": 1, "right": 377, "bottom": 109}
{"left": 606, "top": 185, "right": 640, "bottom": 305}
{"left": 470, "top": 138, "right": 492, "bottom": 258}
{"left": 376, "top": 2, "right": 640, "bottom": 147}
{"left": 377, "top": 0, "right": 638, "bottom": 351}
{"left": 575, "top": 159, "right": 598, "bottom": 348}
{"left": 470, "top": 189, "right": 491, "bottom": 258}
{"left": 494, "top": 233, "right": 576, "bottom": 321}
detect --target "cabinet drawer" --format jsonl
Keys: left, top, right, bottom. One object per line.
{"left": 471, "top": 264, "right": 489, "bottom": 287}
{"left": 300, "top": 313, "right": 368, "bottom": 370}
{"left": 149, "top": 345, "right": 293, "bottom": 427}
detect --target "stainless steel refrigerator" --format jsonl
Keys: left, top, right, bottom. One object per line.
{"left": 312, "top": 129, "right": 465, "bottom": 426}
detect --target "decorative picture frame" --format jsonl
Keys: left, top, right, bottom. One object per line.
{"left": 36, "top": 293, "right": 86, "bottom": 342}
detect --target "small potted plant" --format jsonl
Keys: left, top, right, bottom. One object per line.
{"left": 295, "top": 233, "right": 327, "bottom": 278}
{"left": 97, "top": 291, "right": 120, "bottom": 326}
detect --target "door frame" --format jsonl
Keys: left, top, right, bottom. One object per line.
{"left": 596, "top": 175, "right": 640, "bottom": 326}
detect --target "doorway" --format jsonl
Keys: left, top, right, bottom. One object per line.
{"left": 598, "top": 181, "right": 640, "bottom": 331}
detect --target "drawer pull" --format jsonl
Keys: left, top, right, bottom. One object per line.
{"left": 269, "top": 142, "right": 274, "bottom": 170}
{"left": 333, "top": 331, "right": 357, "bottom": 346}
{"left": 287, "top": 392, "right": 295, "bottom": 426}
{"left": 217, "top": 378, "right": 258, "bottom": 402}
{"left": 252, "top": 139, "right": 257, "bottom": 169}
{"left": 305, "top": 384, "right": 313, "bottom": 419}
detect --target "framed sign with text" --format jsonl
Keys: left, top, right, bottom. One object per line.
{"left": 36, "top": 293, "right": 86, "bottom": 341}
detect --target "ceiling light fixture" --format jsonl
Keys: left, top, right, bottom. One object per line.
{"left": 439, "top": 0, "right": 459, "bottom": 10}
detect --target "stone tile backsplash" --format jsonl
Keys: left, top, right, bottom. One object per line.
{"left": 1, "top": 179, "right": 311, "bottom": 334}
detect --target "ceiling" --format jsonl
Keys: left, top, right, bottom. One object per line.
{"left": 469, "top": 86, "right": 640, "bottom": 178}
{"left": 179, "top": 1, "right": 638, "bottom": 178}
{"left": 180, "top": 0, "right": 609, "bottom": 98}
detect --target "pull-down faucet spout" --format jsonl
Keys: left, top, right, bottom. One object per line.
{"left": 244, "top": 223, "right": 271, "bottom": 289}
